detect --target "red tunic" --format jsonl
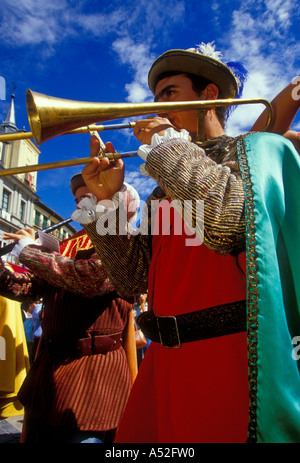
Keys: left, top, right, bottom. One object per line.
{"left": 116, "top": 205, "right": 249, "bottom": 443}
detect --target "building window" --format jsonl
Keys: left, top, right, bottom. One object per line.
{"left": 35, "top": 211, "right": 41, "bottom": 227}
{"left": 42, "top": 216, "right": 48, "bottom": 229}
{"left": 20, "top": 200, "right": 26, "bottom": 221}
{"left": 2, "top": 189, "right": 10, "bottom": 212}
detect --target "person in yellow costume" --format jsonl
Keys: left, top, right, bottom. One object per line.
{"left": 0, "top": 283, "right": 30, "bottom": 418}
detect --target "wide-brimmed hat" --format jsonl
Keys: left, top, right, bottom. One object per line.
{"left": 70, "top": 173, "right": 86, "bottom": 196}
{"left": 148, "top": 43, "right": 240, "bottom": 99}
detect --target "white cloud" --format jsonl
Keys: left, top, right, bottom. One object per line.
{"left": 227, "top": 70, "right": 277, "bottom": 135}
{"left": 0, "top": 1, "right": 133, "bottom": 47}
{"left": 0, "top": 0, "right": 68, "bottom": 46}
{"left": 125, "top": 168, "right": 157, "bottom": 200}
{"left": 0, "top": 0, "right": 184, "bottom": 105}
{"left": 0, "top": 0, "right": 184, "bottom": 50}
{"left": 223, "top": 0, "right": 299, "bottom": 133}
{"left": 125, "top": 82, "right": 150, "bottom": 102}
{"left": 108, "top": 0, "right": 185, "bottom": 103}
{"left": 112, "top": 37, "right": 154, "bottom": 102}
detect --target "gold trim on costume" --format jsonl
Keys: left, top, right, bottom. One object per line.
{"left": 237, "top": 135, "right": 259, "bottom": 443}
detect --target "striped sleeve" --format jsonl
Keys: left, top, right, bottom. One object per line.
{"left": 84, "top": 191, "right": 157, "bottom": 298}
{"left": 84, "top": 138, "right": 246, "bottom": 296}
{"left": 19, "top": 248, "right": 114, "bottom": 298}
{"left": 0, "top": 265, "right": 45, "bottom": 302}
{"left": 146, "top": 138, "right": 246, "bottom": 254}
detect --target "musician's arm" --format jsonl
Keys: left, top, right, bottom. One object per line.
{"left": 83, "top": 139, "right": 245, "bottom": 298}
{"left": 84, "top": 194, "right": 152, "bottom": 299}
{"left": 19, "top": 247, "right": 115, "bottom": 298}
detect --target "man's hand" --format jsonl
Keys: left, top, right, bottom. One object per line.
{"left": 133, "top": 116, "right": 176, "bottom": 144}
{"left": 82, "top": 135, "right": 125, "bottom": 201}
{"left": 3, "top": 228, "right": 35, "bottom": 242}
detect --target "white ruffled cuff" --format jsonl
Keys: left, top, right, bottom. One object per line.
{"left": 138, "top": 128, "right": 190, "bottom": 176}
{"left": 71, "top": 194, "right": 115, "bottom": 225}
{"left": 71, "top": 182, "right": 140, "bottom": 226}
{"left": 10, "top": 237, "right": 38, "bottom": 258}
{"left": 138, "top": 127, "right": 190, "bottom": 160}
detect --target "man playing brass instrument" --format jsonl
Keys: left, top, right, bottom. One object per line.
{"left": 76, "top": 43, "right": 300, "bottom": 443}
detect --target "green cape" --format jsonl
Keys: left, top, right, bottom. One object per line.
{"left": 238, "top": 132, "right": 300, "bottom": 443}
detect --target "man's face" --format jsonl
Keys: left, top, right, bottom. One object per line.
{"left": 74, "top": 185, "right": 91, "bottom": 208}
{"left": 154, "top": 73, "right": 203, "bottom": 134}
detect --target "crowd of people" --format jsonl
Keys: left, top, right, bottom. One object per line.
{"left": 0, "top": 41, "right": 299, "bottom": 443}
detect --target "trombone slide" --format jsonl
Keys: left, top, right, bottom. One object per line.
{"left": 0, "top": 122, "right": 136, "bottom": 143}
{"left": 0, "top": 151, "right": 138, "bottom": 177}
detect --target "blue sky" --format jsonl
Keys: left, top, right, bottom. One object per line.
{"left": 0, "top": 0, "right": 299, "bottom": 229}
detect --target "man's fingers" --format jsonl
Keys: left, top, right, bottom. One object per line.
{"left": 3, "top": 232, "right": 23, "bottom": 241}
{"left": 23, "top": 228, "right": 35, "bottom": 239}
{"left": 89, "top": 134, "right": 101, "bottom": 157}
{"left": 112, "top": 158, "right": 124, "bottom": 169}
{"left": 105, "top": 141, "right": 116, "bottom": 153}
{"left": 82, "top": 156, "right": 101, "bottom": 176}
{"left": 82, "top": 156, "right": 113, "bottom": 180}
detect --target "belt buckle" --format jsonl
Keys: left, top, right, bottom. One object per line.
{"left": 156, "top": 316, "right": 181, "bottom": 349}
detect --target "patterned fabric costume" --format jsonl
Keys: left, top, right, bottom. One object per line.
{"left": 59, "top": 228, "right": 93, "bottom": 258}
{"left": 0, "top": 230, "right": 133, "bottom": 441}
{"left": 84, "top": 132, "right": 300, "bottom": 443}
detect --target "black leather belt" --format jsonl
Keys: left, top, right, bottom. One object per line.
{"left": 137, "top": 300, "right": 246, "bottom": 348}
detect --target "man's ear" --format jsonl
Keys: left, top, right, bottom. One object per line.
{"left": 203, "top": 83, "right": 220, "bottom": 100}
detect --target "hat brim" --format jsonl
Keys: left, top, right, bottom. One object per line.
{"left": 148, "top": 50, "right": 238, "bottom": 98}
{"left": 70, "top": 173, "right": 86, "bottom": 196}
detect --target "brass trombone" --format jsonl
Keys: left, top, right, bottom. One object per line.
{"left": 0, "top": 89, "right": 273, "bottom": 177}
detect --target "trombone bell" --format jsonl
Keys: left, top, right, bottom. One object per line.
{"left": 27, "top": 90, "right": 171, "bottom": 145}
{"left": 26, "top": 90, "right": 125, "bottom": 146}
{"left": 26, "top": 89, "right": 273, "bottom": 145}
